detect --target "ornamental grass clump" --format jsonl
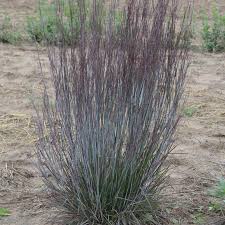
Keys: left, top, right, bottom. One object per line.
{"left": 35, "top": 0, "right": 192, "bottom": 224}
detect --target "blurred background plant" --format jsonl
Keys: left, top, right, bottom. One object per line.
{"left": 0, "top": 16, "right": 22, "bottom": 44}
{"left": 201, "top": 7, "right": 225, "bottom": 52}
{"left": 0, "top": 208, "right": 10, "bottom": 217}
{"left": 208, "top": 178, "right": 225, "bottom": 214}
{"left": 27, "top": 0, "right": 74, "bottom": 44}
{"left": 26, "top": 0, "right": 122, "bottom": 45}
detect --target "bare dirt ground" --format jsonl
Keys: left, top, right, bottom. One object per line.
{"left": 0, "top": 1, "right": 225, "bottom": 225}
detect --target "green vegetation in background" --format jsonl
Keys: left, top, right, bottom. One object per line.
{"left": 201, "top": 7, "right": 225, "bottom": 52}
{"left": 26, "top": 0, "right": 123, "bottom": 45}
{"left": 0, "top": 208, "right": 10, "bottom": 217}
{"left": 0, "top": 16, "right": 22, "bottom": 44}
{"left": 208, "top": 178, "right": 225, "bottom": 213}
{"left": 27, "top": 0, "right": 77, "bottom": 44}
{"left": 191, "top": 213, "right": 205, "bottom": 225}
{"left": 0, "top": 0, "right": 124, "bottom": 46}
{"left": 183, "top": 105, "right": 198, "bottom": 117}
